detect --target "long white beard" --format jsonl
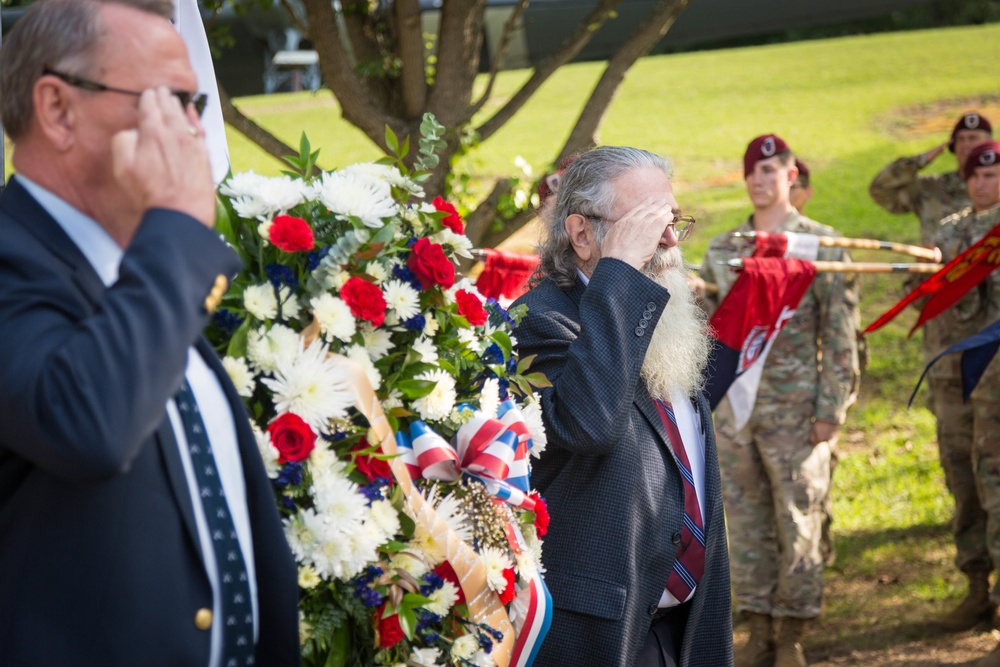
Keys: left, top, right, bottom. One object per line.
{"left": 640, "top": 249, "right": 712, "bottom": 399}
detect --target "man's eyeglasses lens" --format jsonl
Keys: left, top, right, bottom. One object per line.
{"left": 43, "top": 68, "right": 208, "bottom": 118}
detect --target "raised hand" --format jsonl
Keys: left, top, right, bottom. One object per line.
{"left": 599, "top": 198, "right": 676, "bottom": 271}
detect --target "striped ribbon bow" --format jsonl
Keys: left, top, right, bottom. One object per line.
{"left": 395, "top": 400, "right": 537, "bottom": 510}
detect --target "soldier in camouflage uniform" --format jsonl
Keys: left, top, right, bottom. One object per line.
{"left": 700, "top": 135, "right": 860, "bottom": 667}
{"left": 934, "top": 140, "right": 1000, "bottom": 667}
{"left": 870, "top": 112, "right": 995, "bottom": 630}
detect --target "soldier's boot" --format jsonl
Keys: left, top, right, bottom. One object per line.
{"left": 940, "top": 570, "right": 995, "bottom": 631}
{"left": 773, "top": 618, "right": 808, "bottom": 667}
{"left": 735, "top": 613, "right": 774, "bottom": 667}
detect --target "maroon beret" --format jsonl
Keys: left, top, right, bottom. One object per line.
{"left": 795, "top": 159, "right": 810, "bottom": 180}
{"left": 962, "top": 140, "right": 1000, "bottom": 179}
{"left": 744, "top": 134, "right": 790, "bottom": 177}
{"left": 949, "top": 112, "right": 993, "bottom": 153}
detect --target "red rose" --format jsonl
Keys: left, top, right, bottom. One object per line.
{"left": 455, "top": 289, "right": 488, "bottom": 326}
{"left": 407, "top": 237, "right": 455, "bottom": 290}
{"left": 529, "top": 492, "right": 549, "bottom": 537}
{"left": 375, "top": 606, "right": 405, "bottom": 648}
{"left": 269, "top": 215, "right": 315, "bottom": 252}
{"left": 433, "top": 196, "right": 464, "bottom": 234}
{"left": 340, "top": 276, "right": 387, "bottom": 327}
{"left": 433, "top": 561, "right": 466, "bottom": 605}
{"left": 353, "top": 441, "right": 393, "bottom": 482}
{"left": 499, "top": 567, "right": 517, "bottom": 605}
{"left": 267, "top": 413, "right": 317, "bottom": 463}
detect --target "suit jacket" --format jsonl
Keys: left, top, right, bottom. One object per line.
{"left": 512, "top": 258, "right": 733, "bottom": 667}
{"left": 0, "top": 178, "right": 299, "bottom": 666}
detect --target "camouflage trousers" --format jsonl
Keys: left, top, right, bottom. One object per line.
{"left": 715, "top": 398, "right": 829, "bottom": 619}
{"left": 972, "top": 400, "right": 1000, "bottom": 603}
{"left": 929, "top": 378, "right": 989, "bottom": 574}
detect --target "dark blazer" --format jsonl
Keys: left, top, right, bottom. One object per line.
{"left": 513, "top": 258, "right": 733, "bottom": 667}
{"left": 0, "top": 178, "right": 299, "bottom": 666}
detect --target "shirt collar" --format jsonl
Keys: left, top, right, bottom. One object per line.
{"left": 17, "top": 175, "right": 123, "bottom": 287}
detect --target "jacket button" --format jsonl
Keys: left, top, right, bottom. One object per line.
{"left": 639, "top": 320, "right": 648, "bottom": 329}
{"left": 635, "top": 327, "right": 644, "bottom": 336}
{"left": 672, "top": 532, "right": 682, "bottom": 544}
{"left": 647, "top": 302, "right": 656, "bottom": 310}
{"left": 194, "top": 608, "right": 213, "bottom": 630}
{"left": 642, "top": 310, "right": 653, "bottom": 320}
{"left": 648, "top": 603, "right": 659, "bottom": 616}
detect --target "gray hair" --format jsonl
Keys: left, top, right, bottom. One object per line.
{"left": 0, "top": 0, "right": 175, "bottom": 140}
{"left": 537, "top": 146, "right": 672, "bottom": 288}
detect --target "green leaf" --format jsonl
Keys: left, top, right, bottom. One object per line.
{"left": 370, "top": 220, "right": 397, "bottom": 246}
{"left": 379, "top": 540, "right": 410, "bottom": 553}
{"left": 322, "top": 622, "right": 349, "bottom": 667}
{"left": 489, "top": 330, "right": 512, "bottom": 363}
{"left": 516, "top": 353, "right": 537, "bottom": 375}
{"left": 226, "top": 319, "right": 251, "bottom": 358}
{"left": 214, "top": 199, "right": 235, "bottom": 244}
{"left": 385, "top": 125, "right": 399, "bottom": 155}
{"left": 523, "top": 372, "right": 553, "bottom": 388}
{"left": 397, "top": 379, "right": 436, "bottom": 399}
{"left": 397, "top": 606, "right": 416, "bottom": 640}
{"left": 401, "top": 593, "right": 432, "bottom": 608}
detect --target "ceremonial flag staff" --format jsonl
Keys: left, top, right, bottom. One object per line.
{"left": 1, "top": 7, "right": 5, "bottom": 196}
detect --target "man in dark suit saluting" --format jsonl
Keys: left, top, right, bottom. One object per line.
{"left": 0, "top": 1, "right": 299, "bottom": 665}
{"left": 513, "top": 146, "right": 733, "bottom": 667}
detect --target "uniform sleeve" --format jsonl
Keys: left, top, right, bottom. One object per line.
{"left": 869, "top": 154, "right": 930, "bottom": 215}
{"left": 698, "top": 244, "right": 721, "bottom": 318}
{"left": 814, "top": 248, "right": 861, "bottom": 424}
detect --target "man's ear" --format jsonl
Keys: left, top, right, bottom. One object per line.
{"left": 564, "top": 213, "right": 593, "bottom": 263}
{"left": 32, "top": 78, "right": 77, "bottom": 152}
{"left": 786, "top": 163, "right": 799, "bottom": 187}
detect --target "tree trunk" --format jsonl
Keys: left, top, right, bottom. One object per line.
{"left": 395, "top": 0, "right": 427, "bottom": 118}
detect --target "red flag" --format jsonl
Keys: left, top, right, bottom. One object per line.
{"left": 864, "top": 220, "right": 1000, "bottom": 335}
{"left": 752, "top": 231, "right": 820, "bottom": 260}
{"left": 705, "top": 257, "right": 817, "bottom": 427}
{"left": 475, "top": 249, "right": 540, "bottom": 301}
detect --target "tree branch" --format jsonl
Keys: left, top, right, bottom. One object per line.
{"left": 218, "top": 83, "right": 309, "bottom": 173}
{"left": 463, "top": 179, "right": 536, "bottom": 252}
{"left": 427, "top": 0, "right": 486, "bottom": 127}
{"left": 467, "top": 0, "right": 529, "bottom": 119}
{"left": 474, "top": 0, "right": 624, "bottom": 142}
{"left": 395, "top": 0, "right": 427, "bottom": 118}
{"left": 279, "top": 0, "right": 308, "bottom": 35}
{"left": 560, "top": 0, "right": 689, "bottom": 157}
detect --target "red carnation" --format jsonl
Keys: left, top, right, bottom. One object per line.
{"left": 499, "top": 567, "right": 517, "bottom": 605}
{"left": 433, "top": 561, "right": 466, "bottom": 605}
{"left": 353, "top": 440, "right": 393, "bottom": 482}
{"left": 528, "top": 492, "right": 549, "bottom": 537}
{"left": 455, "top": 289, "right": 488, "bottom": 326}
{"left": 340, "top": 276, "right": 387, "bottom": 327}
{"left": 267, "top": 413, "right": 317, "bottom": 463}
{"left": 375, "top": 606, "right": 405, "bottom": 649}
{"left": 269, "top": 215, "right": 315, "bottom": 252}
{"left": 433, "top": 196, "right": 464, "bottom": 234}
{"left": 407, "top": 237, "right": 455, "bottom": 290}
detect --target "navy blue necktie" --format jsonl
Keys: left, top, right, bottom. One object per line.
{"left": 175, "top": 379, "right": 255, "bottom": 667}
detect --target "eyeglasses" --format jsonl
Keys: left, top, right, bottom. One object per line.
{"left": 43, "top": 67, "right": 208, "bottom": 117}
{"left": 580, "top": 211, "right": 697, "bottom": 242}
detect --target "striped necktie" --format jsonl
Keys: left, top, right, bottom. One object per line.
{"left": 655, "top": 399, "right": 705, "bottom": 602}
{"left": 175, "top": 379, "right": 256, "bottom": 667}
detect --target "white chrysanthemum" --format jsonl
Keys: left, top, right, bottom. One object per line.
{"left": 424, "top": 580, "right": 460, "bottom": 617}
{"left": 471, "top": 652, "right": 493, "bottom": 667}
{"left": 220, "top": 170, "right": 267, "bottom": 199}
{"left": 284, "top": 513, "right": 320, "bottom": 563}
{"left": 522, "top": 526, "right": 545, "bottom": 574}
{"left": 411, "top": 370, "right": 456, "bottom": 421}
{"left": 344, "top": 162, "right": 425, "bottom": 197}
{"left": 244, "top": 283, "right": 278, "bottom": 321}
{"left": 390, "top": 551, "right": 430, "bottom": 579}
{"left": 252, "top": 424, "right": 281, "bottom": 479}
{"left": 419, "top": 201, "right": 437, "bottom": 214}
{"left": 298, "top": 565, "right": 321, "bottom": 589}
{"left": 255, "top": 174, "right": 310, "bottom": 215}
{"left": 361, "top": 324, "right": 394, "bottom": 361}
{"left": 246, "top": 324, "right": 300, "bottom": 374}
{"left": 412, "top": 336, "right": 439, "bottom": 366}
{"left": 431, "top": 228, "right": 473, "bottom": 259}
{"left": 277, "top": 287, "right": 301, "bottom": 321}
{"left": 450, "top": 634, "right": 479, "bottom": 661}
{"left": 257, "top": 219, "right": 274, "bottom": 242}
{"left": 479, "top": 545, "right": 513, "bottom": 594}
{"left": 411, "top": 519, "right": 446, "bottom": 567}
{"left": 222, "top": 356, "right": 255, "bottom": 397}
{"left": 262, "top": 341, "right": 353, "bottom": 433}
{"left": 422, "top": 313, "right": 440, "bottom": 337}
{"left": 311, "top": 293, "right": 357, "bottom": 343}
{"left": 515, "top": 544, "right": 538, "bottom": 579}
{"left": 520, "top": 393, "right": 548, "bottom": 457}
{"left": 427, "top": 487, "right": 473, "bottom": 543}
{"left": 312, "top": 470, "right": 368, "bottom": 529}
{"left": 479, "top": 377, "right": 500, "bottom": 418}
{"left": 382, "top": 388, "right": 404, "bottom": 410}
{"left": 369, "top": 499, "right": 401, "bottom": 541}
{"left": 382, "top": 279, "right": 421, "bottom": 321}
{"left": 341, "top": 521, "right": 387, "bottom": 577}
{"left": 366, "top": 261, "right": 388, "bottom": 284}
{"left": 456, "top": 328, "right": 480, "bottom": 352}
{"left": 347, "top": 344, "right": 382, "bottom": 391}
{"left": 333, "top": 271, "right": 352, "bottom": 291}
{"left": 409, "top": 647, "right": 442, "bottom": 667}
{"left": 309, "top": 440, "right": 344, "bottom": 473}
{"left": 314, "top": 169, "right": 397, "bottom": 228}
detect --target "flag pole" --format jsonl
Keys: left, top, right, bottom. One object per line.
{"left": 732, "top": 231, "right": 942, "bottom": 262}
{"left": 725, "top": 258, "right": 943, "bottom": 273}
{"left": 1, "top": 7, "right": 6, "bottom": 195}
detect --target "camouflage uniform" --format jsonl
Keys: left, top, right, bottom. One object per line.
{"left": 870, "top": 156, "right": 983, "bottom": 573}
{"left": 942, "top": 206, "right": 1000, "bottom": 597}
{"left": 700, "top": 212, "right": 860, "bottom": 619}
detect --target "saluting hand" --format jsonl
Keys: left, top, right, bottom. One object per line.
{"left": 600, "top": 198, "right": 676, "bottom": 271}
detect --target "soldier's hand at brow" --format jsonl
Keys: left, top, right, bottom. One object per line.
{"left": 922, "top": 143, "right": 947, "bottom": 165}
{"left": 600, "top": 198, "right": 675, "bottom": 271}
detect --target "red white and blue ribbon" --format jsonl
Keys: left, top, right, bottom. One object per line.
{"left": 506, "top": 523, "right": 552, "bottom": 667}
{"left": 395, "top": 401, "right": 537, "bottom": 510}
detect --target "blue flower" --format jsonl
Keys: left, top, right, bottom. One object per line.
{"left": 265, "top": 263, "right": 299, "bottom": 289}
{"left": 281, "top": 496, "right": 296, "bottom": 510}
{"left": 275, "top": 462, "right": 304, "bottom": 487}
{"left": 420, "top": 572, "right": 444, "bottom": 596}
{"left": 416, "top": 610, "right": 442, "bottom": 630}
{"left": 478, "top": 631, "right": 494, "bottom": 651}
{"left": 353, "top": 582, "right": 383, "bottom": 607}
{"left": 486, "top": 299, "right": 514, "bottom": 328}
{"left": 211, "top": 308, "right": 244, "bottom": 336}
{"left": 482, "top": 343, "right": 504, "bottom": 366}
{"left": 358, "top": 483, "right": 384, "bottom": 504}
{"left": 306, "top": 247, "right": 330, "bottom": 271}
{"left": 403, "top": 313, "right": 426, "bottom": 332}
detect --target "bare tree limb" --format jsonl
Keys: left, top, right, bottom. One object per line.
{"left": 340, "top": 0, "right": 394, "bottom": 112}
{"left": 474, "top": 0, "right": 624, "bottom": 142}
{"left": 560, "top": 0, "right": 690, "bottom": 157}
{"left": 279, "top": 0, "right": 308, "bottom": 35}
{"left": 467, "top": 0, "right": 529, "bottom": 119}
{"left": 218, "top": 83, "right": 307, "bottom": 172}
{"left": 427, "top": 0, "right": 486, "bottom": 127}
{"left": 395, "top": 0, "right": 427, "bottom": 118}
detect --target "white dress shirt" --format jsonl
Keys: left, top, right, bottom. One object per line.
{"left": 19, "top": 176, "right": 258, "bottom": 667}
